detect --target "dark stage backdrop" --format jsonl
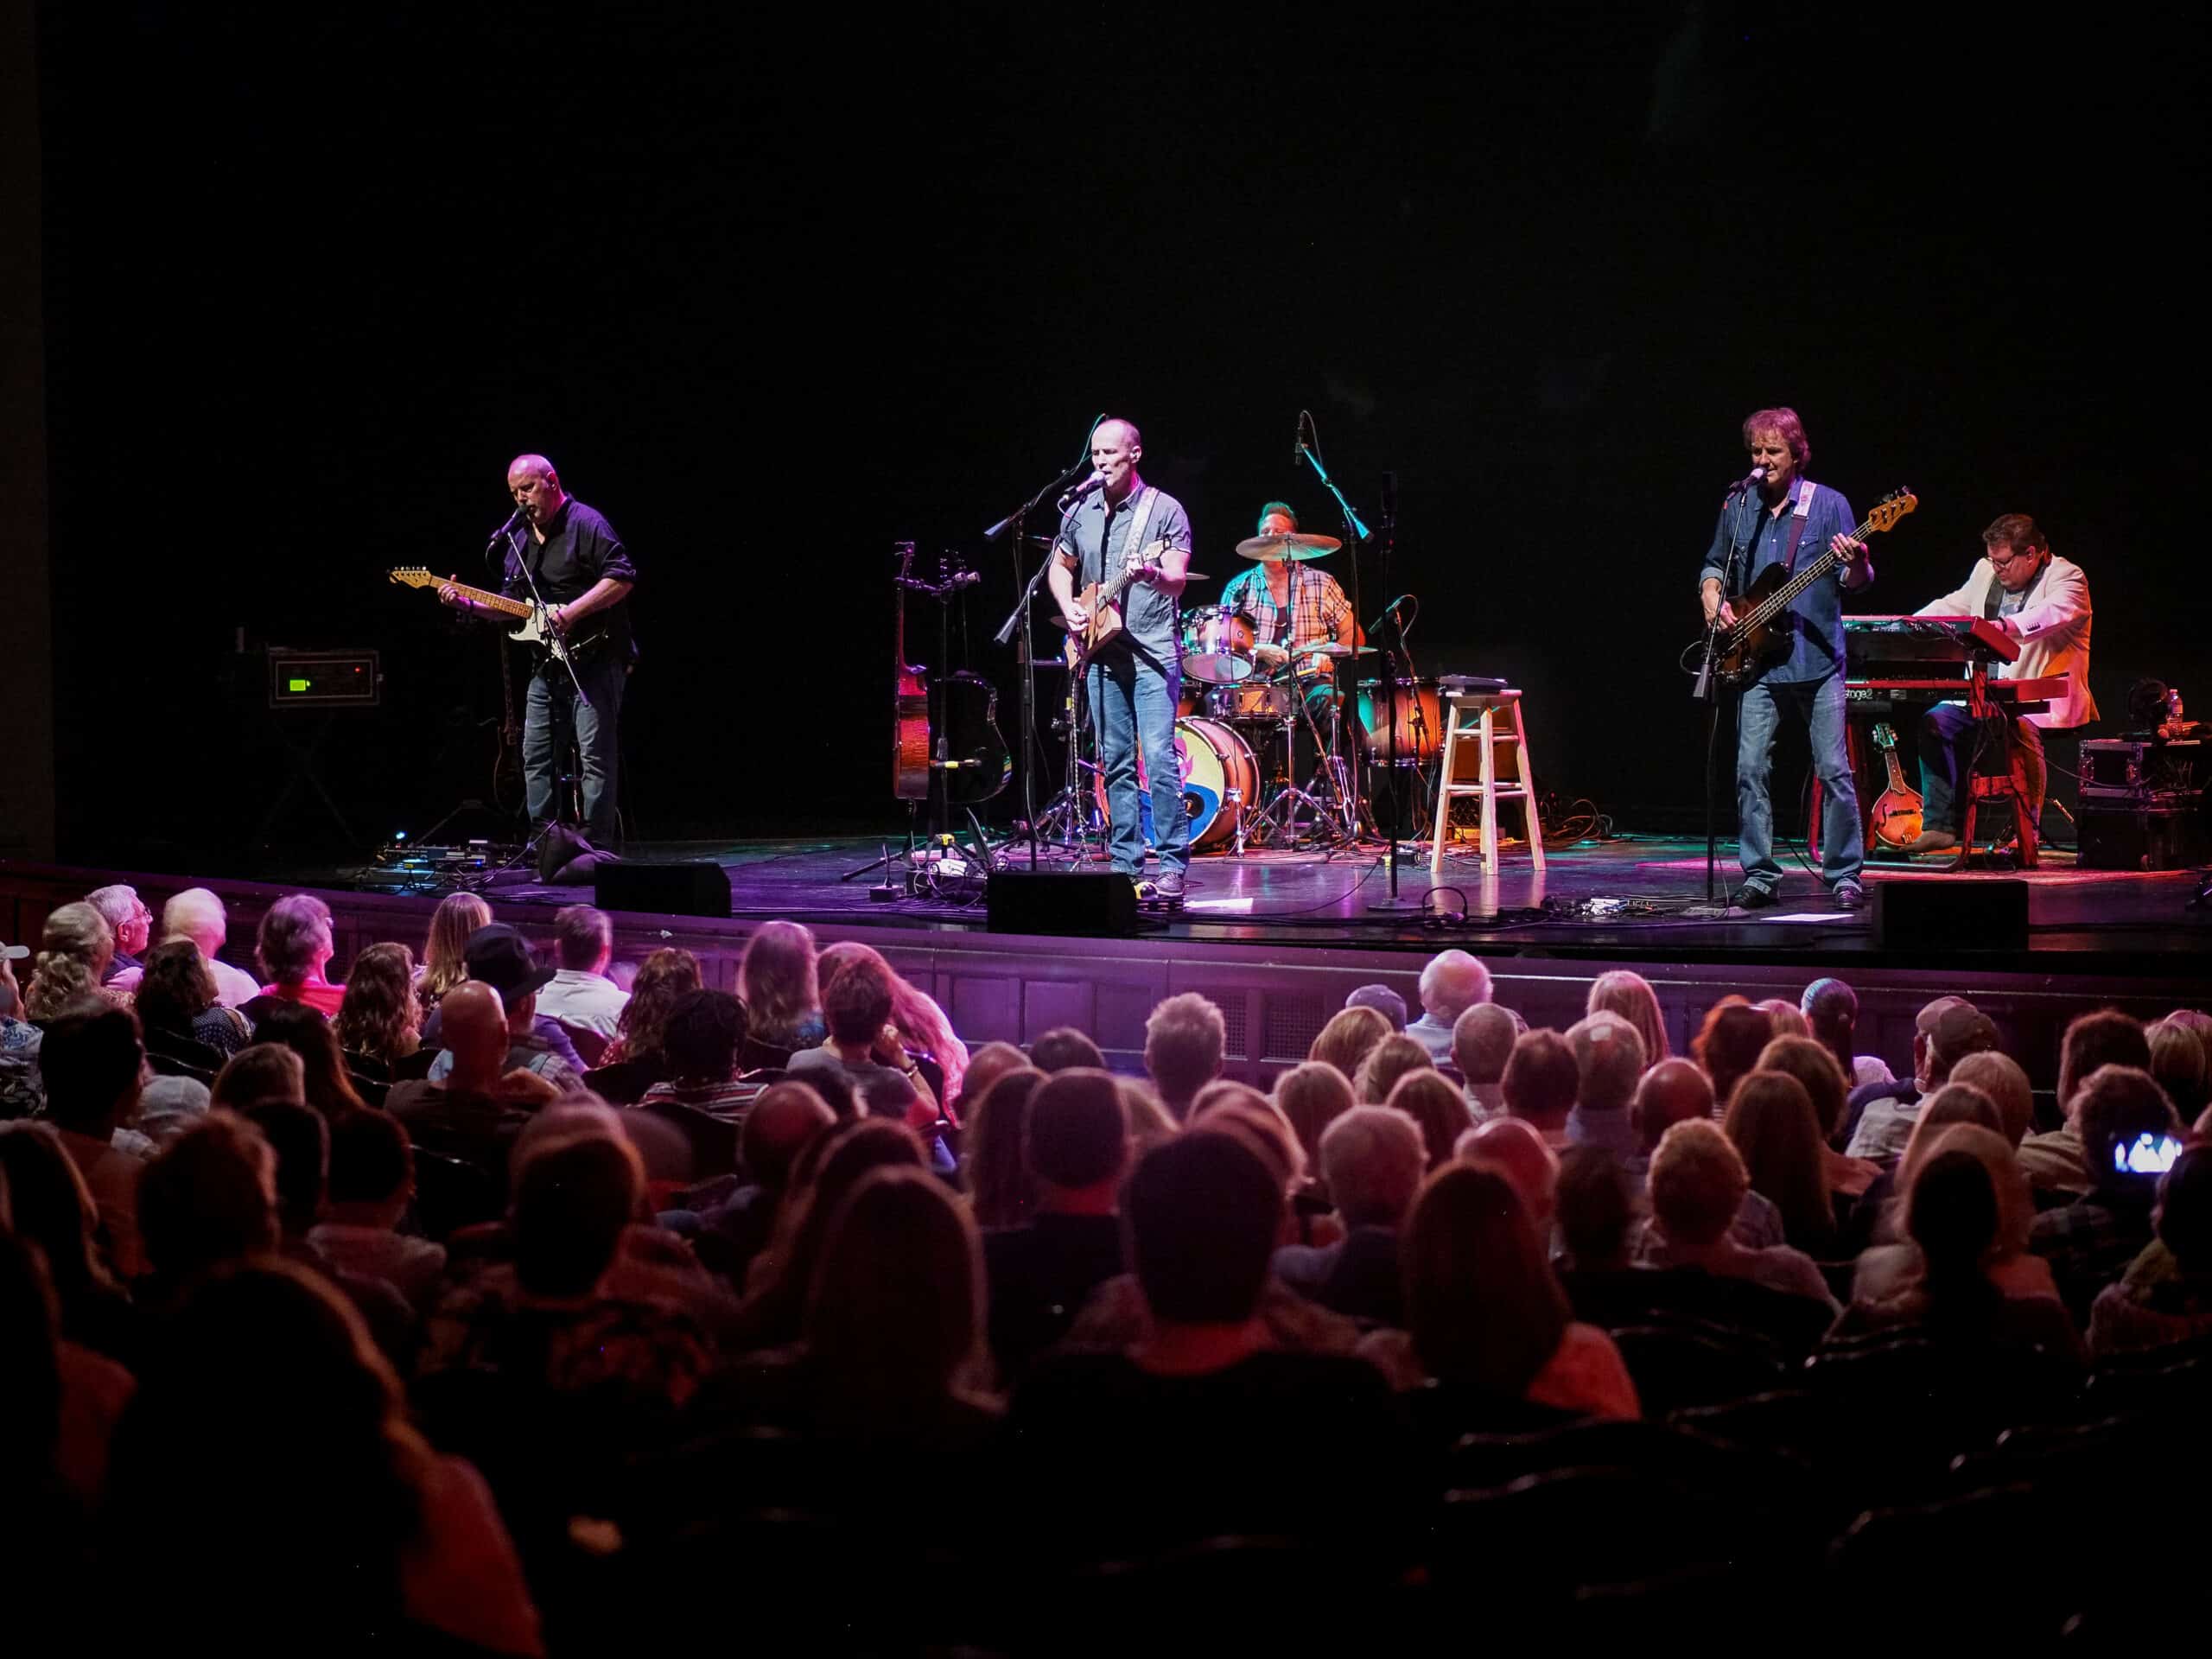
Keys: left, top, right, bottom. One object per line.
{"left": 37, "top": 4, "right": 2205, "bottom": 870}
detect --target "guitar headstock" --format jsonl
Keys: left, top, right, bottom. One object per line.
{"left": 388, "top": 567, "right": 440, "bottom": 589}
{"left": 1866, "top": 489, "right": 1919, "bottom": 534}
{"left": 1871, "top": 721, "right": 1898, "bottom": 751}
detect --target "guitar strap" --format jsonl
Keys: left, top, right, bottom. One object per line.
{"left": 1117, "top": 486, "right": 1159, "bottom": 582}
{"left": 1777, "top": 480, "right": 1818, "bottom": 571}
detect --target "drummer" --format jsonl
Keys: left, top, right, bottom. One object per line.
{"left": 1217, "top": 501, "right": 1357, "bottom": 702}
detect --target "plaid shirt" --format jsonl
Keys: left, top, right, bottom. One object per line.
{"left": 1219, "top": 563, "right": 1352, "bottom": 652}
{"left": 2030, "top": 1188, "right": 2157, "bottom": 1325}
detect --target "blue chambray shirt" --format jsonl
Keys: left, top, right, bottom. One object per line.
{"left": 1698, "top": 478, "right": 1864, "bottom": 684}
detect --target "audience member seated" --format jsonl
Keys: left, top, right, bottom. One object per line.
{"left": 788, "top": 958, "right": 934, "bottom": 1126}
{"left": 1, "top": 946, "right": 42, "bottom": 1118}
{"left": 1144, "top": 992, "right": 1226, "bottom": 1121}
{"left": 123, "top": 887, "right": 264, "bottom": 1007}
{"left": 1554, "top": 1143, "right": 1637, "bottom": 1274}
{"left": 425, "top": 925, "right": 584, "bottom": 1090}
{"left": 1274, "top": 1059, "right": 1357, "bottom": 1185}
{"left": 962, "top": 1066, "right": 1046, "bottom": 1231}
{"left": 1828, "top": 1132, "right": 2086, "bottom": 1365}
{"left": 1407, "top": 950, "right": 1491, "bottom": 1064}
{"left": 2029, "top": 1064, "right": 2183, "bottom": 1325}
{"left": 1566, "top": 1011, "right": 1645, "bottom": 1160}
{"left": 135, "top": 940, "right": 253, "bottom": 1081}
{"left": 388, "top": 983, "right": 560, "bottom": 1196}
{"left": 1801, "top": 976, "right": 1894, "bottom": 1090}
{"left": 334, "top": 941, "right": 421, "bottom": 1085}
{"left": 105, "top": 1257, "right": 543, "bottom": 1656}
{"left": 1356, "top": 1031, "right": 1435, "bottom": 1107}
{"left": 1755, "top": 998, "right": 1811, "bottom": 1038}
{"left": 1308, "top": 1004, "right": 1392, "bottom": 1084}
{"left": 1758, "top": 1035, "right": 1880, "bottom": 1202}
{"left": 25, "top": 903, "right": 124, "bottom": 1020}
{"left": 1030, "top": 1027, "right": 1107, "bottom": 1072}
{"left": 1452, "top": 1002, "right": 1519, "bottom": 1122}
{"left": 2018, "top": 1010, "right": 2154, "bottom": 1197}
{"left": 819, "top": 939, "right": 969, "bottom": 1109}
{"left": 1849, "top": 1116, "right": 2064, "bottom": 1309}
{"left": 1345, "top": 981, "right": 1408, "bottom": 1033}
{"left": 2145, "top": 1015, "right": 2209, "bottom": 1122}
{"left": 1358, "top": 1161, "right": 1639, "bottom": 1428}
{"left": 1847, "top": 998, "right": 2000, "bottom": 1163}
{"left": 1845, "top": 1080, "right": 2011, "bottom": 1265}
{"left": 133, "top": 1113, "right": 282, "bottom": 1306}
{"left": 1500, "top": 1027, "right": 1579, "bottom": 1148}
{"left": 1385, "top": 1070, "right": 1470, "bottom": 1173}
{"left": 951, "top": 1040, "right": 1027, "bottom": 1122}
{"left": 37, "top": 1005, "right": 149, "bottom": 1279}
{"left": 1948, "top": 1050, "right": 2035, "bottom": 1149}
{"left": 1119, "top": 1078, "right": 1180, "bottom": 1155}
{"left": 1723, "top": 1071, "right": 1840, "bottom": 1257}
{"left": 1007, "top": 1131, "right": 1403, "bottom": 1567}
{"left": 209, "top": 1042, "right": 306, "bottom": 1114}
{"left": 255, "top": 893, "right": 345, "bottom": 1016}
{"left": 532, "top": 905, "right": 629, "bottom": 1062}
{"left": 311, "top": 1105, "right": 448, "bottom": 1311}
{"left": 1691, "top": 997, "right": 1774, "bottom": 1116}
{"left": 682, "top": 1080, "right": 838, "bottom": 1287}
{"left": 979, "top": 1067, "right": 1132, "bottom": 1381}
{"left": 739, "top": 918, "right": 825, "bottom": 1055}
{"left": 253, "top": 1000, "right": 376, "bottom": 1119}
{"left": 588, "top": 945, "right": 702, "bottom": 1100}
{"left": 1586, "top": 967, "right": 1669, "bottom": 1065}
{"left": 1274, "top": 1104, "right": 1423, "bottom": 1325}
{"left": 1641, "top": 1120, "right": 1838, "bottom": 1312}
{"left": 416, "top": 891, "right": 493, "bottom": 1018}
{"left": 0, "top": 1122, "right": 140, "bottom": 1364}
{"left": 85, "top": 884, "right": 154, "bottom": 984}
{"left": 638, "top": 988, "right": 761, "bottom": 1123}
{"left": 1455, "top": 1116, "right": 1560, "bottom": 1231}
{"left": 2089, "top": 1143, "right": 2212, "bottom": 1356}
{"left": 1625, "top": 1058, "right": 1783, "bottom": 1249}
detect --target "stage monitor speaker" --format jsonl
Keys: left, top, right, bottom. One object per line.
{"left": 594, "top": 861, "right": 731, "bottom": 918}
{"left": 987, "top": 870, "right": 1138, "bottom": 937}
{"left": 1873, "top": 879, "right": 2028, "bottom": 953}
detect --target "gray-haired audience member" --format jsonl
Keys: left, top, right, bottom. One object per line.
{"left": 1274, "top": 1105, "right": 1425, "bottom": 1325}
{"left": 1565, "top": 1011, "right": 1646, "bottom": 1160}
{"left": 1405, "top": 950, "right": 1491, "bottom": 1064}
{"left": 1452, "top": 1003, "right": 1519, "bottom": 1122}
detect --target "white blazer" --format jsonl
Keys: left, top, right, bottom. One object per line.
{"left": 1913, "top": 555, "right": 2096, "bottom": 729}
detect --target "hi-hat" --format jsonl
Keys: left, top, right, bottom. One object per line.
{"left": 1234, "top": 531, "right": 1342, "bottom": 561}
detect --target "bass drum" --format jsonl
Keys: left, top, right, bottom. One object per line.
{"left": 1206, "top": 679, "right": 1295, "bottom": 721}
{"left": 1093, "top": 715, "right": 1259, "bottom": 854}
{"left": 1354, "top": 677, "right": 1443, "bottom": 766}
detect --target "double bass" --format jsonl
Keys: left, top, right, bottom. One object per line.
{"left": 890, "top": 544, "right": 1010, "bottom": 818}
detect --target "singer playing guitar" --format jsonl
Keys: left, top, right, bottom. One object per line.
{"left": 1698, "top": 407, "right": 1872, "bottom": 911}
{"left": 1048, "top": 417, "right": 1194, "bottom": 896}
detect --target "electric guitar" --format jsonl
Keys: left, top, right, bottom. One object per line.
{"left": 387, "top": 568, "right": 613, "bottom": 667}
{"left": 1707, "top": 488, "right": 1919, "bottom": 690}
{"left": 1867, "top": 721, "right": 1925, "bottom": 850}
{"left": 1062, "top": 538, "right": 1178, "bottom": 677}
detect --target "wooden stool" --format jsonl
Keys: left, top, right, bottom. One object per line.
{"left": 1429, "top": 689, "right": 1544, "bottom": 875}
{"left": 1955, "top": 735, "right": 2041, "bottom": 870}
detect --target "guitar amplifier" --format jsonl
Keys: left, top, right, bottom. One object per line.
{"left": 2078, "top": 739, "right": 2205, "bottom": 802}
{"left": 2077, "top": 798, "right": 2209, "bottom": 871}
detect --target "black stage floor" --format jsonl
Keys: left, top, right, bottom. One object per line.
{"left": 333, "top": 830, "right": 2211, "bottom": 974}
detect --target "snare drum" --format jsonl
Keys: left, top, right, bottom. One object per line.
{"left": 1355, "top": 677, "right": 1443, "bottom": 765}
{"left": 1180, "top": 605, "right": 1256, "bottom": 685}
{"left": 1206, "top": 679, "right": 1295, "bottom": 721}
{"left": 1093, "top": 715, "right": 1259, "bottom": 853}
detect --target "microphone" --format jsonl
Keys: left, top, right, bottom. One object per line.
{"left": 486, "top": 506, "right": 524, "bottom": 543}
{"left": 1057, "top": 471, "right": 1105, "bottom": 513}
{"left": 1292, "top": 416, "right": 1306, "bottom": 466}
{"left": 1365, "top": 595, "right": 1412, "bottom": 632}
{"left": 1726, "top": 464, "right": 1768, "bottom": 494}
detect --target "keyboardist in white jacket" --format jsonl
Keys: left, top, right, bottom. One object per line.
{"left": 1905, "top": 513, "right": 2094, "bottom": 853}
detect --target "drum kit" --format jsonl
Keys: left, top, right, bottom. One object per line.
{"left": 1033, "top": 528, "right": 1440, "bottom": 856}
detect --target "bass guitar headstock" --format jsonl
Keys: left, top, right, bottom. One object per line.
{"left": 1866, "top": 488, "right": 1919, "bottom": 534}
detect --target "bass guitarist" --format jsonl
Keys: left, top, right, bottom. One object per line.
{"left": 1048, "top": 417, "right": 1193, "bottom": 898}
{"left": 442, "top": 454, "right": 638, "bottom": 849}
{"left": 1697, "top": 407, "right": 1872, "bottom": 911}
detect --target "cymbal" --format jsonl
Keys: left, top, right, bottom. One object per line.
{"left": 1295, "top": 642, "right": 1376, "bottom": 658}
{"left": 1234, "top": 531, "right": 1341, "bottom": 561}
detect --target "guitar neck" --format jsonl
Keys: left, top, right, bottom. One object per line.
{"left": 442, "top": 579, "right": 532, "bottom": 620}
{"left": 1741, "top": 508, "right": 1879, "bottom": 630}
{"left": 1091, "top": 540, "right": 1171, "bottom": 613}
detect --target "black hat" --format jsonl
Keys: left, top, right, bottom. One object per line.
{"left": 463, "top": 924, "right": 557, "bottom": 1002}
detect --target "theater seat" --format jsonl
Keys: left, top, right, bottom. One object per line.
{"left": 1609, "top": 1318, "right": 1789, "bottom": 1415}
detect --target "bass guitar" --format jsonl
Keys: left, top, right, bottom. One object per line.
{"left": 1867, "top": 721, "right": 1925, "bottom": 850}
{"left": 387, "top": 567, "right": 613, "bottom": 667}
{"left": 1063, "top": 538, "right": 1177, "bottom": 677}
{"left": 1705, "top": 488, "right": 1919, "bottom": 690}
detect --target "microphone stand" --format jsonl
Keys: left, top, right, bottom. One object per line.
{"left": 1687, "top": 480, "right": 1757, "bottom": 914}
{"left": 990, "top": 448, "right": 1096, "bottom": 873}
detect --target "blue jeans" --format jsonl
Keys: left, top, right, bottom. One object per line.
{"left": 1738, "top": 673, "right": 1861, "bottom": 889}
{"left": 1920, "top": 703, "right": 2045, "bottom": 833}
{"left": 1090, "top": 649, "right": 1189, "bottom": 875}
{"left": 524, "top": 655, "right": 626, "bottom": 848}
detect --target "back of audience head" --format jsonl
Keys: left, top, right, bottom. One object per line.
{"left": 1129, "top": 1131, "right": 1281, "bottom": 1327}
{"left": 420, "top": 892, "right": 493, "bottom": 1005}
{"left": 0, "top": 1122, "right": 115, "bottom": 1299}
{"left": 1801, "top": 976, "right": 1860, "bottom": 1069}
{"left": 1757, "top": 1035, "right": 1851, "bottom": 1147}
{"left": 1356, "top": 1032, "right": 1435, "bottom": 1106}
{"left": 1648, "top": 1119, "right": 1748, "bottom": 1248}
{"left": 1722, "top": 1071, "right": 1834, "bottom": 1252}
{"left": 1693, "top": 999, "right": 1773, "bottom": 1107}
{"left": 1402, "top": 1160, "right": 1570, "bottom": 1395}
{"left": 1945, "top": 1051, "right": 2034, "bottom": 1148}
{"left": 257, "top": 893, "right": 334, "bottom": 988}
{"left": 36, "top": 1004, "right": 143, "bottom": 1138}
{"left": 1897, "top": 1083, "right": 2004, "bottom": 1192}
{"left": 1387, "top": 1071, "right": 1472, "bottom": 1171}
{"left": 1556, "top": 1144, "right": 1637, "bottom": 1273}
{"left": 1631, "top": 1058, "right": 1716, "bottom": 1153}
{"left": 1029, "top": 1027, "right": 1106, "bottom": 1073}
{"left": 326, "top": 1107, "right": 414, "bottom": 1228}
{"left": 1587, "top": 969, "right": 1669, "bottom": 1065}
{"left": 1419, "top": 949, "right": 1493, "bottom": 1027}
{"left": 2147, "top": 1017, "right": 2211, "bottom": 1121}
{"left": 963, "top": 1066, "right": 1047, "bottom": 1230}
{"left": 613, "top": 946, "right": 702, "bottom": 1060}
{"left": 1189, "top": 1080, "right": 1271, "bottom": 1121}
{"left": 740, "top": 920, "right": 818, "bottom": 1040}
{"left": 2058, "top": 1008, "right": 2150, "bottom": 1104}
{"left": 512, "top": 1126, "right": 646, "bottom": 1296}
{"left": 240, "top": 1100, "right": 331, "bottom": 1240}
{"left": 210, "top": 1043, "right": 307, "bottom": 1115}
{"left": 1919, "top": 1000, "right": 2000, "bottom": 1089}
{"left": 1144, "top": 992, "right": 1226, "bottom": 1116}
{"left": 161, "top": 887, "right": 232, "bottom": 958}
{"left": 1906, "top": 1123, "right": 2033, "bottom": 1266}
{"left": 2072, "top": 1065, "right": 2183, "bottom": 1194}
{"left": 761, "top": 1120, "right": 930, "bottom": 1321}
{"left": 1568, "top": 1012, "right": 1646, "bottom": 1116}
{"left": 2157, "top": 1144, "right": 2211, "bottom": 1271}
{"left": 334, "top": 943, "right": 419, "bottom": 1069}
{"left": 1344, "top": 982, "right": 1408, "bottom": 1032}
{"left": 27, "top": 902, "right": 111, "bottom": 1018}
{"left": 1026, "top": 1068, "right": 1131, "bottom": 1205}
{"left": 663, "top": 988, "right": 747, "bottom": 1083}
{"left": 438, "top": 981, "right": 510, "bottom": 1088}
{"left": 821, "top": 957, "right": 893, "bottom": 1047}
{"left": 954, "top": 1041, "right": 1029, "bottom": 1119}
{"left": 1455, "top": 1114, "right": 1561, "bottom": 1227}
{"left": 1117, "top": 1079, "right": 1180, "bottom": 1156}
{"left": 1755, "top": 998, "right": 1812, "bottom": 1039}
{"left": 1192, "top": 1096, "right": 1306, "bottom": 1203}
{"left": 741, "top": 1082, "right": 838, "bottom": 1196}
{"left": 1500, "top": 1028, "right": 1578, "bottom": 1134}
{"left": 133, "top": 939, "right": 218, "bottom": 1038}
{"left": 1309, "top": 1004, "right": 1392, "bottom": 1083}
{"left": 137, "top": 1114, "right": 280, "bottom": 1280}
{"left": 552, "top": 903, "right": 613, "bottom": 974}
{"left": 1452, "top": 1002, "right": 1521, "bottom": 1090}
{"left": 1319, "top": 1105, "right": 1425, "bottom": 1230}
{"left": 1274, "top": 1060, "right": 1357, "bottom": 1175}
{"left": 251, "top": 999, "right": 369, "bottom": 1118}
{"left": 1906, "top": 1146, "right": 2005, "bottom": 1309}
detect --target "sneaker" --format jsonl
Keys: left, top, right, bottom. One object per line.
{"left": 1734, "top": 883, "right": 1780, "bottom": 911}
{"left": 1830, "top": 880, "right": 1868, "bottom": 911}
{"left": 1154, "top": 868, "right": 1186, "bottom": 899}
